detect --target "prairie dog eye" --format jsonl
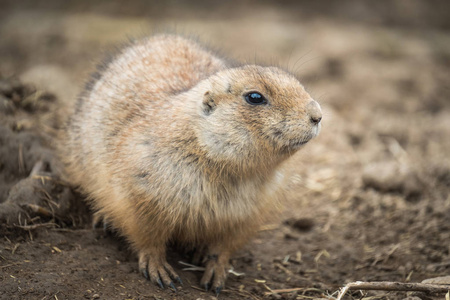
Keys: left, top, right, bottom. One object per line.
{"left": 244, "top": 92, "right": 267, "bottom": 105}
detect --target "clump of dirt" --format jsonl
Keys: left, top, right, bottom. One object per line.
{"left": 0, "top": 77, "right": 88, "bottom": 229}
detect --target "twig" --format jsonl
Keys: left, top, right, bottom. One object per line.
{"left": 190, "top": 285, "right": 207, "bottom": 292}
{"left": 228, "top": 286, "right": 262, "bottom": 300}
{"left": 30, "top": 160, "right": 45, "bottom": 176}
{"left": 11, "top": 243, "right": 20, "bottom": 254}
{"left": 178, "top": 261, "right": 244, "bottom": 276}
{"left": 51, "top": 228, "right": 92, "bottom": 232}
{"left": 0, "top": 262, "right": 24, "bottom": 269}
{"left": 336, "top": 281, "right": 450, "bottom": 300}
{"left": 135, "top": 290, "right": 154, "bottom": 297}
{"left": 429, "top": 260, "right": 450, "bottom": 268}
{"left": 265, "top": 287, "right": 304, "bottom": 295}
{"left": 18, "top": 143, "right": 25, "bottom": 174}
{"left": 20, "top": 204, "right": 53, "bottom": 217}
{"left": 274, "top": 262, "right": 293, "bottom": 275}
{"left": 265, "top": 287, "right": 325, "bottom": 296}
{"left": 13, "top": 222, "right": 58, "bottom": 230}
{"left": 178, "top": 261, "right": 205, "bottom": 272}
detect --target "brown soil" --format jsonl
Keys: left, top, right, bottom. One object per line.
{"left": 1, "top": 1, "right": 449, "bottom": 299}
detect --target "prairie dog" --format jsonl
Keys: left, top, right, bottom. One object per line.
{"left": 61, "top": 35, "right": 322, "bottom": 293}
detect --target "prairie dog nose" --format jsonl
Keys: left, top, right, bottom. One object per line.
{"left": 307, "top": 100, "right": 322, "bottom": 125}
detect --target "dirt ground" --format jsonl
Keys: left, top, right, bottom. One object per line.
{"left": 0, "top": 1, "right": 449, "bottom": 299}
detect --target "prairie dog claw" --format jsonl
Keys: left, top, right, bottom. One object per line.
{"left": 200, "top": 252, "right": 229, "bottom": 294}
{"left": 139, "top": 251, "right": 180, "bottom": 290}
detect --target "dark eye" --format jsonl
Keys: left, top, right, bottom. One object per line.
{"left": 244, "top": 92, "right": 267, "bottom": 105}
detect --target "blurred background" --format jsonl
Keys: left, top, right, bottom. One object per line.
{"left": 0, "top": 1, "right": 449, "bottom": 299}
{"left": 1, "top": 0, "right": 450, "bottom": 103}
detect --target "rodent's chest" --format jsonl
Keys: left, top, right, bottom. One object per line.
{"left": 173, "top": 183, "right": 262, "bottom": 240}
{"left": 183, "top": 172, "right": 280, "bottom": 222}
{"left": 126, "top": 142, "right": 283, "bottom": 236}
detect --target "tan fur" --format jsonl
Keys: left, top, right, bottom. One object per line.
{"left": 60, "top": 34, "right": 322, "bottom": 292}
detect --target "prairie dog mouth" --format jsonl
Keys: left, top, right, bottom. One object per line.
{"left": 271, "top": 122, "right": 320, "bottom": 152}
{"left": 289, "top": 126, "right": 320, "bottom": 149}
{"left": 292, "top": 140, "right": 309, "bottom": 148}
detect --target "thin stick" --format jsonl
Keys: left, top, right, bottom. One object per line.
{"left": 336, "top": 281, "right": 450, "bottom": 300}
{"left": 0, "top": 262, "right": 24, "bottom": 269}
{"left": 51, "top": 228, "right": 92, "bottom": 232}
{"left": 18, "top": 143, "right": 25, "bottom": 174}
{"left": 178, "top": 261, "right": 205, "bottom": 272}
{"left": 13, "top": 222, "right": 58, "bottom": 230}
{"left": 265, "top": 287, "right": 305, "bottom": 295}
{"left": 30, "top": 160, "right": 45, "bottom": 176}
{"left": 265, "top": 287, "right": 325, "bottom": 296}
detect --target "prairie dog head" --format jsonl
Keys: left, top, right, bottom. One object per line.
{"left": 195, "top": 65, "right": 322, "bottom": 169}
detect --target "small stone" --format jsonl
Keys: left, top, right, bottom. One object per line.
{"left": 362, "top": 161, "right": 423, "bottom": 200}
{"left": 422, "top": 275, "right": 450, "bottom": 284}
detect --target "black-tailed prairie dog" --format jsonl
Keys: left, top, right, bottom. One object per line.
{"left": 61, "top": 34, "right": 322, "bottom": 294}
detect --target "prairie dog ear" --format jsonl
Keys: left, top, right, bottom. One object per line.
{"left": 202, "top": 91, "right": 216, "bottom": 115}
